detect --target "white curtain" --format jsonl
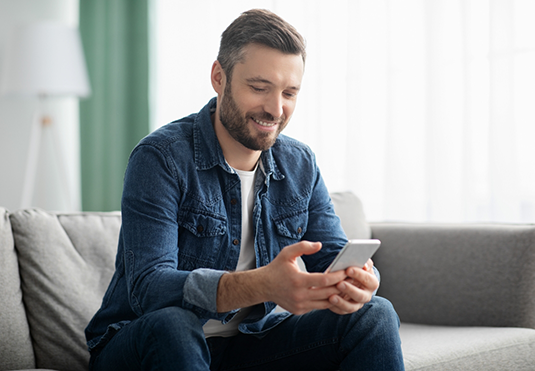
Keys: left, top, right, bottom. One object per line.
{"left": 151, "top": 0, "right": 535, "bottom": 223}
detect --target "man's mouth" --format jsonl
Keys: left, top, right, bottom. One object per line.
{"left": 251, "top": 117, "right": 277, "bottom": 127}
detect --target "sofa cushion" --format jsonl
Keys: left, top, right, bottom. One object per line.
{"left": 400, "top": 323, "right": 535, "bottom": 371}
{"left": 0, "top": 207, "right": 36, "bottom": 370}
{"left": 10, "top": 209, "right": 121, "bottom": 371}
{"left": 330, "top": 191, "right": 371, "bottom": 239}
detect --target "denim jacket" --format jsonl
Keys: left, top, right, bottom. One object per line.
{"left": 85, "top": 97, "right": 348, "bottom": 352}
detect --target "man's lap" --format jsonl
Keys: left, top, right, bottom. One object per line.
{"left": 90, "top": 297, "right": 402, "bottom": 371}
{"left": 208, "top": 296, "right": 401, "bottom": 371}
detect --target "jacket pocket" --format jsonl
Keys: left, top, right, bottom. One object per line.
{"left": 177, "top": 208, "right": 227, "bottom": 237}
{"left": 177, "top": 208, "right": 227, "bottom": 269}
{"left": 273, "top": 209, "right": 308, "bottom": 241}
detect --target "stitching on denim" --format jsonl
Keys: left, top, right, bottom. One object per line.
{"left": 125, "top": 250, "right": 143, "bottom": 315}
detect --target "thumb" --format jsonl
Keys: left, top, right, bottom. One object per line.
{"left": 283, "top": 241, "right": 322, "bottom": 260}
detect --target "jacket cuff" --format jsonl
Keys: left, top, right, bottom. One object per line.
{"left": 183, "top": 268, "right": 227, "bottom": 315}
{"left": 373, "top": 266, "right": 381, "bottom": 296}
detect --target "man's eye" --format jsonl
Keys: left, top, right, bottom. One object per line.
{"left": 284, "top": 92, "right": 297, "bottom": 99}
{"left": 251, "top": 86, "right": 266, "bottom": 92}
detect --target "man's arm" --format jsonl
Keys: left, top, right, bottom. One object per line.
{"left": 216, "top": 241, "right": 378, "bottom": 315}
{"left": 121, "top": 144, "right": 229, "bottom": 320}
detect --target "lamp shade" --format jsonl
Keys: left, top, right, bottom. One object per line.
{"left": 1, "top": 22, "right": 91, "bottom": 97}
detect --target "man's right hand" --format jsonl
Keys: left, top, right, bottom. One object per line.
{"left": 259, "top": 241, "right": 347, "bottom": 314}
{"left": 216, "top": 241, "right": 347, "bottom": 315}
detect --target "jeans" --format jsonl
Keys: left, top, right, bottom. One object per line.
{"left": 89, "top": 296, "right": 404, "bottom": 371}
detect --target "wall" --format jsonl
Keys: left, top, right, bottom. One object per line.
{"left": 0, "top": 0, "right": 81, "bottom": 212}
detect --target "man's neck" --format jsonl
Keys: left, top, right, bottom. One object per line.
{"left": 228, "top": 152, "right": 261, "bottom": 172}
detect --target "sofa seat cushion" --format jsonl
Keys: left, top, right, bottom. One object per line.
{"left": 10, "top": 209, "right": 121, "bottom": 371}
{"left": 400, "top": 323, "right": 535, "bottom": 371}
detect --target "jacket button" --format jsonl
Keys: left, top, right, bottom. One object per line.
{"left": 197, "top": 225, "right": 204, "bottom": 233}
{"left": 231, "top": 198, "right": 238, "bottom": 205}
{"left": 233, "top": 239, "right": 239, "bottom": 245}
{"left": 297, "top": 227, "right": 302, "bottom": 234}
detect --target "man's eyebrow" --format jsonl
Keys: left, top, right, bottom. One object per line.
{"left": 246, "top": 77, "right": 272, "bottom": 85}
{"left": 246, "top": 76, "right": 301, "bottom": 91}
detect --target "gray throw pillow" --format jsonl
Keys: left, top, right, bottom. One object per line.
{"left": 10, "top": 209, "right": 121, "bottom": 371}
{"left": 0, "top": 207, "right": 36, "bottom": 370}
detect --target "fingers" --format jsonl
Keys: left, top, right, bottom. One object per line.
{"left": 306, "top": 270, "right": 347, "bottom": 288}
{"left": 328, "top": 265, "right": 379, "bottom": 315}
{"left": 328, "top": 295, "right": 365, "bottom": 315}
{"left": 264, "top": 241, "right": 349, "bottom": 314}
{"left": 281, "top": 241, "right": 322, "bottom": 260}
{"left": 270, "top": 242, "right": 379, "bottom": 315}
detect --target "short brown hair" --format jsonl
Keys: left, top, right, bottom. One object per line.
{"left": 217, "top": 9, "right": 306, "bottom": 81}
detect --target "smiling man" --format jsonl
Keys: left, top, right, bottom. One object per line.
{"left": 85, "top": 9, "right": 404, "bottom": 371}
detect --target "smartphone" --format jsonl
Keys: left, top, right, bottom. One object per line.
{"left": 324, "top": 239, "right": 381, "bottom": 273}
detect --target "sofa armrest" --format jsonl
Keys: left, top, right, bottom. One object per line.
{"left": 371, "top": 223, "right": 535, "bottom": 329}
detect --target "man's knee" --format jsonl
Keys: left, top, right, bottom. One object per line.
{"left": 140, "top": 306, "right": 205, "bottom": 343}
{"left": 361, "top": 296, "right": 401, "bottom": 329}
{"left": 91, "top": 307, "right": 208, "bottom": 370}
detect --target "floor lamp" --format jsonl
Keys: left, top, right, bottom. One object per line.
{"left": 1, "top": 22, "right": 91, "bottom": 209}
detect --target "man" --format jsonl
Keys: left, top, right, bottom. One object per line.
{"left": 86, "top": 9, "right": 404, "bottom": 371}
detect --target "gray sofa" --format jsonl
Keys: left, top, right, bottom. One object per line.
{"left": 1, "top": 192, "right": 535, "bottom": 370}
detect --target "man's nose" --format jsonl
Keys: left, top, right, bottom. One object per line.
{"left": 264, "top": 93, "right": 284, "bottom": 120}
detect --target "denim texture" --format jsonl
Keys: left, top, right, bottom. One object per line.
{"left": 85, "top": 97, "right": 349, "bottom": 352}
{"left": 89, "top": 297, "right": 404, "bottom": 371}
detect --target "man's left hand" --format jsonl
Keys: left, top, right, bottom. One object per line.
{"left": 327, "top": 259, "right": 379, "bottom": 315}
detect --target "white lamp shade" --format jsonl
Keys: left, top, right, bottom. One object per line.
{"left": 1, "top": 22, "right": 91, "bottom": 97}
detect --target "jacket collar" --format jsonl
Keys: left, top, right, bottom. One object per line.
{"left": 193, "top": 97, "right": 284, "bottom": 181}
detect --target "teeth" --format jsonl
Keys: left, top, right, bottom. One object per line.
{"left": 252, "top": 117, "right": 276, "bottom": 127}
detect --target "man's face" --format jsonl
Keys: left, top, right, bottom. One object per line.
{"left": 218, "top": 44, "right": 304, "bottom": 152}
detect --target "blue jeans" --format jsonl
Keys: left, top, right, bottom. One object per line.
{"left": 89, "top": 296, "right": 404, "bottom": 371}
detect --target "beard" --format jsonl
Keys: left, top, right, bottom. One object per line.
{"left": 219, "top": 83, "right": 288, "bottom": 151}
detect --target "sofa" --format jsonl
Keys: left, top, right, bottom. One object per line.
{"left": 1, "top": 191, "right": 535, "bottom": 370}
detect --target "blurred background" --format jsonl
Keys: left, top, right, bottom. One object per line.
{"left": 0, "top": 0, "right": 534, "bottom": 223}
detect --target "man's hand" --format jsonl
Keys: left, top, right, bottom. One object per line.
{"left": 259, "top": 241, "right": 348, "bottom": 315}
{"left": 216, "top": 241, "right": 344, "bottom": 314}
{"left": 326, "top": 259, "right": 379, "bottom": 315}
{"left": 216, "top": 241, "right": 378, "bottom": 316}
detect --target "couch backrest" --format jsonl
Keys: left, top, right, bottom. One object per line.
{"left": 10, "top": 209, "right": 121, "bottom": 371}
{"left": 0, "top": 207, "right": 35, "bottom": 371}
{"left": 372, "top": 222, "right": 535, "bottom": 329}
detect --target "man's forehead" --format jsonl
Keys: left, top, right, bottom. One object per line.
{"left": 239, "top": 43, "right": 304, "bottom": 65}
{"left": 235, "top": 44, "right": 304, "bottom": 86}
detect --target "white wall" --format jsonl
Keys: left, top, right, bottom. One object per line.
{"left": 0, "top": 0, "right": 81, "bottom": 211}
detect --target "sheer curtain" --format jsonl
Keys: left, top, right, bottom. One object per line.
{"left": 151, "top": 0, "right": 535, "bottom": 223}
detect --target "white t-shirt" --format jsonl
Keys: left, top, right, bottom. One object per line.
{"left": 203, "top": 165, "right": 257, "bottom": 337}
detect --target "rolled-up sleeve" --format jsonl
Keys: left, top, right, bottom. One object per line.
{"left": 183, "top": 269, "right": 226, "bottom": 313}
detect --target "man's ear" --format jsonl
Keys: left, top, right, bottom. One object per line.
{"left": 211, "top": 60, "right": 226, "bottom": 95}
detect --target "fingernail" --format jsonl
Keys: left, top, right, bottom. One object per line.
{"left": 331, "top": 296, "right": 338, "bottom": 304}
